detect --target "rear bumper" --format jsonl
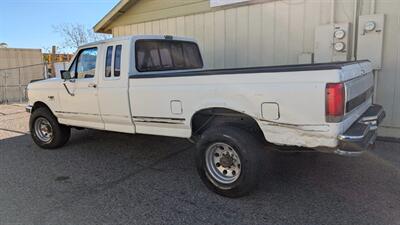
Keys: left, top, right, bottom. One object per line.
{"left": 335, "top": 104, "right": 385, "bottom": 156}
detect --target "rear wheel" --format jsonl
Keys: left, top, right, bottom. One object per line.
{"left": 29, "top": 107, "right": 70, "bottom": 149}
{"left": 196, "top": 126, "right": 264, "bottom": 197}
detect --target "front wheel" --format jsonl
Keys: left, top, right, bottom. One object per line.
{"left": 29, "top": 107, "right": 71, "bottom": 149}
{"left": 196, "top": 126, "right": 264, "bottom": 197}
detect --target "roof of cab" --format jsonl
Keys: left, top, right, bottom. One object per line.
{"left": 78, "top": 35, "right": 197, "bottom": 49}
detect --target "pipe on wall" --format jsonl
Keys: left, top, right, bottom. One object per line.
{"left": 370, "top": 0, "right": 378, "bottom": 103}
{"left": 330, "top": 0, "right": 335, "bottom": 24}
{"left": 351, "top": 0, "right": 359, "bottom": 60}
{"left": 370, "top": 0, "right": 376, "bottom": 14}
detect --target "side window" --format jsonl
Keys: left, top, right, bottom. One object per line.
{"left": 114, "top": 45, "right": 122, "bottom": 77}
{"left": 135, "top": 40, "right": 203, "bottom": 72}
{"left": 76, "top": 47, "right": 97, "bottom": 79}
{"left": 68, "top": 58, "right": 77, "bottom": 79}
{"left": 105, "top": 46, "right": 113, "bottom": 78}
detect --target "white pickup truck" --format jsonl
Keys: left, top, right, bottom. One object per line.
{"left": 26, "top": 35, "right": 385, "bottom": 197}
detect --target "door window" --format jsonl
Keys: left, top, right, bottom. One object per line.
{"left": 68, "top": 58, "right": 77, "bottom": 78}
{"left": 76, "top": 47, "right": 98, "bottom": 79}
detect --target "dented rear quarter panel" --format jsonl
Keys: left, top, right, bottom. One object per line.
{"left": 129, "top": 69, "right": 346, "bottom": 148}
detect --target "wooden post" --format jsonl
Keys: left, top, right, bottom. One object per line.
{"left": 51, "top": 45, "right": 56, "bottom": 77}
{"left": 18, "top": 68, "right": 22, "bottom": 103}
{"left": 4, "top": 71, "right": 7, "bottom": 104}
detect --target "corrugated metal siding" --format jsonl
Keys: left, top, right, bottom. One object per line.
{"left": 109, "top": 0, "right": 210, "bottom": 28}
{"left": 374, "top": 1, "right": 400, "bottom": 136}
{"left": 111, "top": 0, "right": 400, "bottom": 137}
{"left": 113, "top": 1, "right": 343, "bottom": 69}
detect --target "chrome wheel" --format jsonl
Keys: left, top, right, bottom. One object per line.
{"left": 205, "top": 142, "right": 241, "bottom": 184}
{"left": 34, "top": 117, "right": 53, "bottom": 143}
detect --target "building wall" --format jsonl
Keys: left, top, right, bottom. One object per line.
{"left": 108, "top": 0, "right": 210, "bottom": 29}
{"left": 0, "top": 48, "right": 44, "bottom": 103}
{"left": 110, "top": 0, "right": 400, "bottom": 138}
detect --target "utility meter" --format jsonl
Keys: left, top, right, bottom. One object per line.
{"left": 334, "top": 29, "right": 346, "bottom": 39}
{"left": 364, "top": 21, "right": 376, "bottom": 32}
{"left": 334, "top": 42, "right": 346, "bottom": 52}
{"left": 314, "top": 23, "right": 351, "bottom": 63}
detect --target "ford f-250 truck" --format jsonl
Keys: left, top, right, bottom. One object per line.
{"left": 26, "top": 35, "right": 385, "bottom": 197}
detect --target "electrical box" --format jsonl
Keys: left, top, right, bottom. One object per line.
{"left": 314, "top": 23, "right": 352, "bottom": 63}
{"left": 357, "top": 14, "right": 385, "bottom": 69}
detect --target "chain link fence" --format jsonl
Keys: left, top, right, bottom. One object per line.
{"left": 0, "top": 63, "right": 46, "bottom": 104}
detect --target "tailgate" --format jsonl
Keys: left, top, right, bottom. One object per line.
{"left": 340, "top": 61, "right": 374, "bottom": 131}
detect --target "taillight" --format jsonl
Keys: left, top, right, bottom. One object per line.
{"left": 326, "top": 83, "right": 345, "bottom": 122}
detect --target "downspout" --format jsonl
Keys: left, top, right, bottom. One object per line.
{"left": 370, "top": 0, "right": 378, "bottom": 103}
{"left": 370, "top": 0, "right": 376, "bottom": 14}
{"left": 351, "top": 0, "right": 359, "bottom": 61}
{"left": 330, "top": 0, "right": 335, "bottom": 24}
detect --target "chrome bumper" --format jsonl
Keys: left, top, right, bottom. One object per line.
{"left": 335, "top": 104, "right": 385, "bottom": 156}
{"left": 26, "top": 105, "right": 32, "bottom": 113}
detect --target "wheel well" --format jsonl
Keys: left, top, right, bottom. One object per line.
{"left": 191, "top": 108, "right": 266, "bottom": 142}
{"left": 32, "top": 101, "right": 51, "bottom": 113}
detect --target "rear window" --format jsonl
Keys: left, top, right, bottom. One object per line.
{"left": 135, "top": 40, "right": 203, "bottom": 72}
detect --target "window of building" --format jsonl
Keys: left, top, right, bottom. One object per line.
{"left": 135, "top": 40, "right": 203, "bottom": 72}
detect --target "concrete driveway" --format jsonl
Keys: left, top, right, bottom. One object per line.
{"left": 0, "top": 104, "right": 399, "bottom": 225}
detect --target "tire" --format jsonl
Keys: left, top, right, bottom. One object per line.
{"left": 29, "top": 107, "right": 71, "bottom": 149}
{"left": 195, "top": 126, "right": 264, "bottom": 198}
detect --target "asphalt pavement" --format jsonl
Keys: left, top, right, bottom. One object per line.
{"left": 0, "top": 104, "right": 399, "bottom": 225}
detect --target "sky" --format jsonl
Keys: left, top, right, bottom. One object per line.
{"left": 0, "top": 0, "right": 119, "bottom": 52}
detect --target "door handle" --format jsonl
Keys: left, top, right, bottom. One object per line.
{"left": 88, "top": 83, "right": 97, "bottom": 88}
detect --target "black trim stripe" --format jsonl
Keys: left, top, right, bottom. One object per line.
{"left": 129, "top": 60, "right": 370, "bottom": 79}
{"left": 132, "top": 116, "right": 185, "bottom": 125}
{"left": 133, "top": 120, "right": 184, "bottom": 125}
{"left": 346, "top": 87, "right": 374, "bottom": 113}
{"left": 55, "top": 111, "right": 99, "bottom": 116}
{"left": 132, "top": 116, "right": 185, "bottom": 121}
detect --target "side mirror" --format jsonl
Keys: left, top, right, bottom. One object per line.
{"left": 61, "top": 70, "right": 71, "bottom": 80}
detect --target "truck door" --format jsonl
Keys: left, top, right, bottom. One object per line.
{"left": 97, "top": 42, "right": 134, "bottom": 133}
{"left": 58, "top": 47, "right": 104, "bottom": 129}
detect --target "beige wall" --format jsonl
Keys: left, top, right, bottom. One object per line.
{"left": 0, "top": 48, "right": 44, "bottom": 103}
{"left": 110, "top": 0, "right": 400, "bottom": 138}
{"left": 109, "top": 0, "right": 210, "bottom": 28}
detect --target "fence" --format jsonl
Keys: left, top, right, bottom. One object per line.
{"left": 0, "top": 63, "right": 45, "bottom": 104}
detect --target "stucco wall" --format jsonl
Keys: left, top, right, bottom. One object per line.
{"left": 110, "top": 0, "right": 400, "bottom": 138}
{"left": 0, "top": 48, "right": 44, "bottom": 103}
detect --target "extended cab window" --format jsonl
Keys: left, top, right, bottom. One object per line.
{"left": 114, "top": 45, "right": 122, "bottom": 77}
{"left": 135, "top": 40, "right": 203, "bottom": 72}
{"left": 105, "top": 46, "right": 113, "bottom": 77}
{"left": 76, "top": 48, "right": 97, "bottom": 79}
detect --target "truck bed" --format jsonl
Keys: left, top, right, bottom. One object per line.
{"left": 130, "top": 60, "right": 370, "bottom": 79}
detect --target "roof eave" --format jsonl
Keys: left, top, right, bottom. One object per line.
{"left": 94, "top": 0, "right": 137, "bottom": 34}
